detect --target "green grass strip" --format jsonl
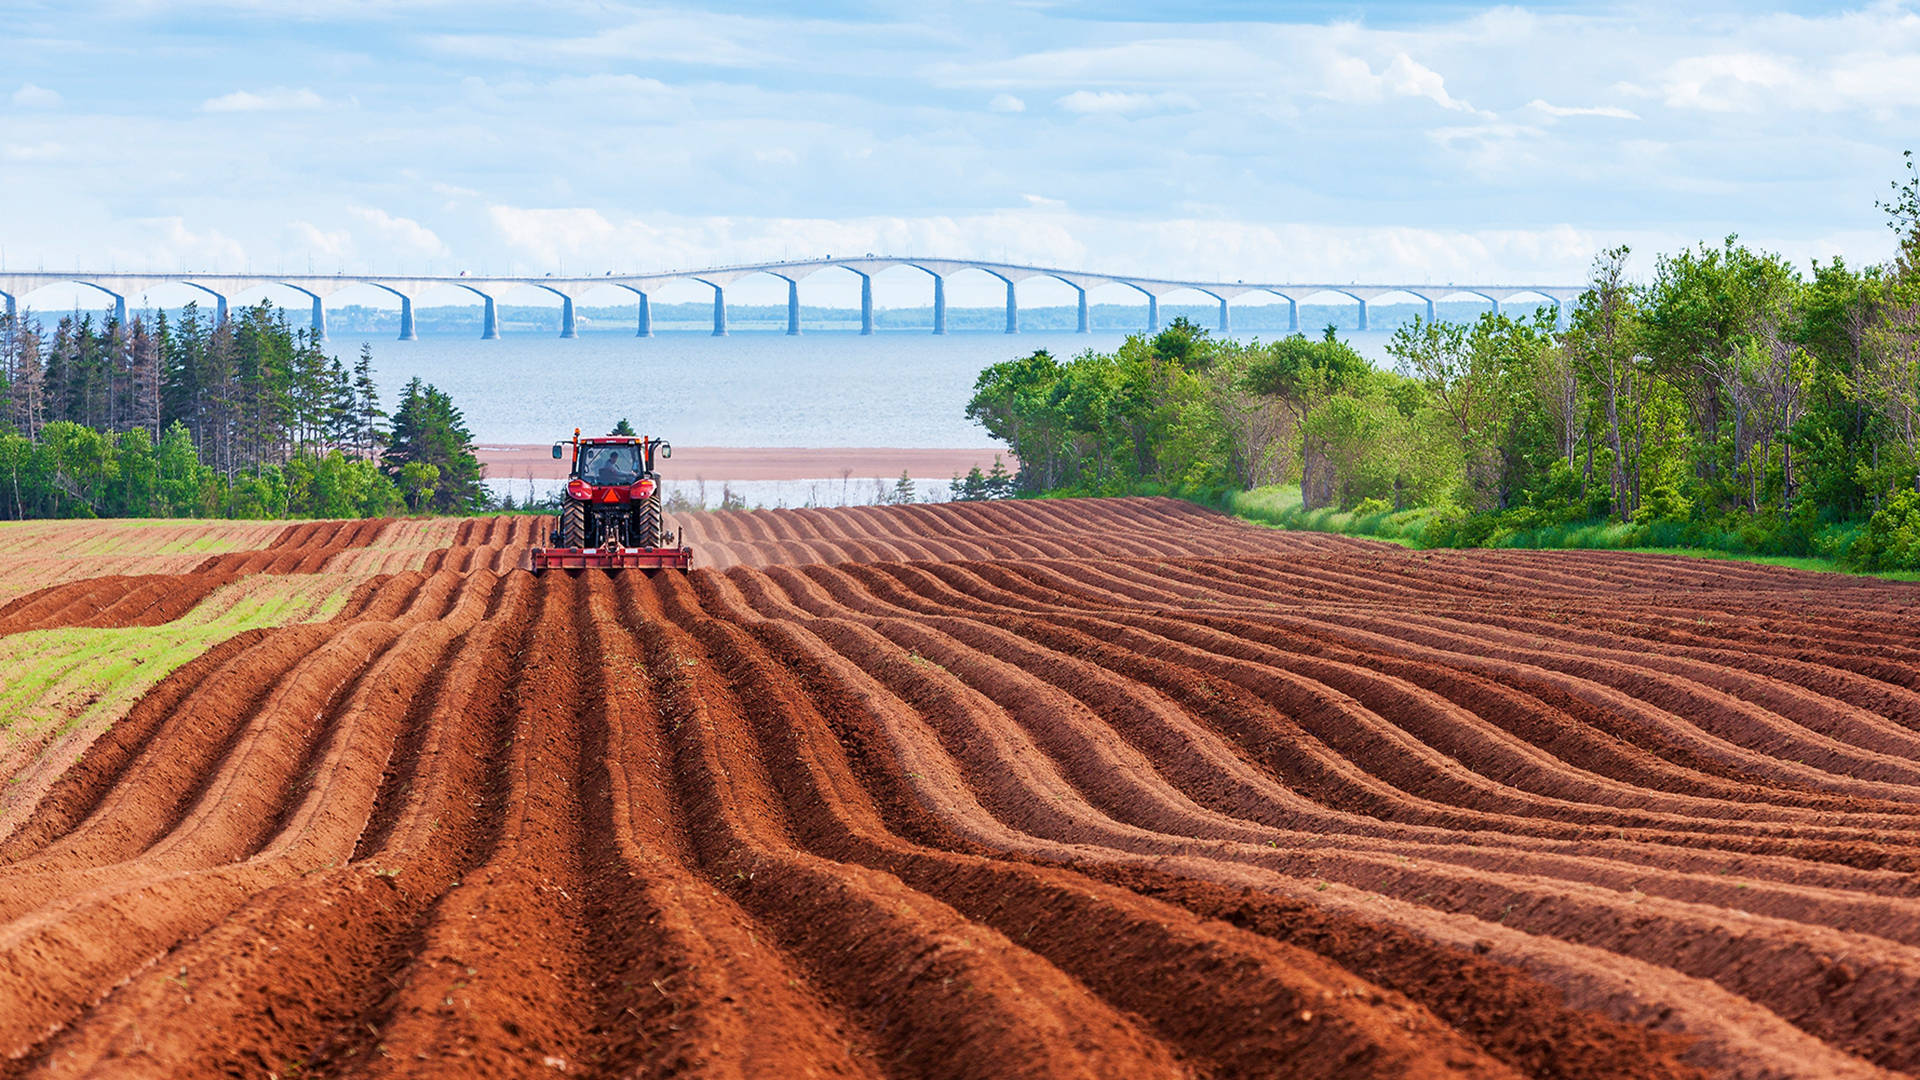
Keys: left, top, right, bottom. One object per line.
{"left": 1215, "top": 485, "right": 1920, "bottom": 582}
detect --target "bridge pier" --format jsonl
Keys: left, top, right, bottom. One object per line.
{"left": 309, "top": 295, "right": 326, "bottom": 341}
{"left": 398, "top": 295, "right": 417, "bottom": 340}
{"left": 1148, "top": 294, "right": 1158, "bottom": 333}
{"left": 1425, "top": 297, "right": 1436, "bottom": 324}
{"left": 109, "top": 291, "right": 127, "bottom": 327}
{"left": 636, "top": 292, "right": 652, "bottom": 337}
{"left": 860, "top": 274, "right": 874, "bottom": 335}
{"left": 1004, "top": 280, "right": 1017, "bottom": 334}
{"left": 1218, "top": 296, "right": 1230, "bottom": 334}
{"left": 932, "top": 276, "right": 946, "bottom": 335}
{"left": 559, "top": 294, "right": 577, "bottom": 338}
{"left": 712, "top": 286, "right": 728, "bottom": 336}
{"left": 1491, "top": 298, "right": 1502, "bottom": 318}
{"left": 1287, "top": 297, "right": 1298, "bottom": 332}
{"left": 481, "top": 294, "right": 500, "bottom": 339}
{"left": 786, "top": 280, "right": 800, "bottom": 335}
{"left": 1076, "top": 287, "right": 1089, "bottom": 333}
{"left": 1357, "top": 298, "right": 1368, "bottom": 332}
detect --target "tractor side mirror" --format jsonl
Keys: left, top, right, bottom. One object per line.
{"left": 659, "top": 442, "right": 671, "bottom": 459}
{"left": 551, "top": 443, "right": 564, "bottom": 459}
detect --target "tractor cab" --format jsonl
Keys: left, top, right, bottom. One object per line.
{"left": 530, "top": 429, "right": 692, "bottom": 573}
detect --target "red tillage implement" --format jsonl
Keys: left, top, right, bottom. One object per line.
{"left": 530, "top": 430, "right": 693, "bottom": 573}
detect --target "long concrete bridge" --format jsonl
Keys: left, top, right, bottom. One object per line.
{"left": 0, "top": 256, "right": 1584, "bottom": 340}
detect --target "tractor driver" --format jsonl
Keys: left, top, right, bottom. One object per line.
{"left": 585, "top": 445, "right": 641, "bottom": 485}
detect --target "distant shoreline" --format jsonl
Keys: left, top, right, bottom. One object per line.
{"left": 477, "top": 445, "right": 1012, "bottom": 482}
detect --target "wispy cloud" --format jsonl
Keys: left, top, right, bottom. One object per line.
{"left": 201, "top": 87, "right": 328, "bottom": 112}
{"left": 1527, "top": 99, "right": 1639, "bottom": 120}
{"left": 11, "top": 83, "right": 61, "bottom": 108}
{"left": 1056, "top": 90, "right": 1195, "bottom": 115}
{"left": 349, "top": 206, "right": 449, "bottom": 257}
{"left": 1, "top": 1, "right": 1914, "bottom": 282}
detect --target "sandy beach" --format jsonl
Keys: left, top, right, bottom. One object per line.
{"left": 477, "top": 444, "right": 1013, "bottom": 482}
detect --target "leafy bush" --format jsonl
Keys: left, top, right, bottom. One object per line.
{"left": 1846, "top": 490, "right": 1920, "bottom": 570}
{"left": 1631, "top": 483, "right": 1692, "bottom": 525}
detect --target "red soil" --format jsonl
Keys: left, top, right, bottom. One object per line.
{"left": 5, "top": 497, "right": 1920, "bottom": 1078}
{"left": 0, "top": 519, "right": 404, "bottom": 633}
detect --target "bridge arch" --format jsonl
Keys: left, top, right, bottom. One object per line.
{"left": 602, "top": 282, "right": 654, "bottom": 337}
{"left": 8, "top": 279, "right": 131, "bottom": 326}
{"left": 1427, "top": 289, "right": 1501, "bottom": 320}
{"left": 522, "top": 282, "right": 579, "bottom": 338}
{"left": 1081, "top": 280, "right": 1154, "bottom": 333}
{"left": 1153, "top": 286, "right": 1232, "bottom": 334}
{"left": 789, "top": 263, "right": 882, "bottom": 334}
{"left": 1496, "top": 288, "right": 1565, "bottom": 325}
{"left": 445, "top": 282, "right": 504, "bottom": 339}
{"left": 1365, "top": 288, "right": 1442, "bottom": 329}
{"left": 177, "top": 281, "right": 231, "bottom": 325}
{"left": 896, "top": 262, "right": 957, "bottom": 333}
{"left": 1262, "top": 289, "right": 1302, "bottom": 333}
{"left": 687, "top": 277, "right": 731, "bottom": 336}
{"left": 361, "top": 282, "right": 417, "bottom": 340}
{"left": 935, "top": 266, "right": 1018, "bottom": 334}
{"left": 1289, "top": 289, "right": 1369, "bottom": 333}
{"left": 1005, "top": 273, "right": 1081, "bottom": 335}
{"left": 252, "top": 281, "right": 332, "bottom": 341}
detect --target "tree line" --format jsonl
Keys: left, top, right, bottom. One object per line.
{"left": 0, "top": 301, "right": 485, "bottom": 519}
{"left": 968, "top": 153, "right": 1920, "bottom": 570}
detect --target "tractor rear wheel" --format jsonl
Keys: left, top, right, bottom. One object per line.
{"left": 560, "top": 501, "right": 587, "bottom": 548}
{"left": 634, "top": 493, "right": 664, "bottom": 548}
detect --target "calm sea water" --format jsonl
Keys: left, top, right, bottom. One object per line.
{"left": 356, "top": 326, "right": 1405, "bottom": 448}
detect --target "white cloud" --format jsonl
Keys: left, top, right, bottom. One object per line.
{"left": 105, "top": 217, "right": 249, "bottom": 271}
{"left": 201, "top": 87, "right": 328, "bottom": 112}
{"left": 288, "top": 220, "right": 352, "bottom": 258}
{"left": 473, "top": 203, "right": 1629, "bottom": 291}
{"left": 1527, "top": 99, "right": 1638, "bottom": 120}
{"left": 1320, "top": 51, "right": 1476, "bottom": 112}
{"left": 3, "top": 142, "right": 65, "bottom": 161}
{"left": 1661, "top": 52, "right": 1797, "bottom": 111}
{"left": 487, "top": 205, "right": 616, "bottom": 267}
{"left": 1380, "top": 53, "right": 1473, "bottom": 112}
{"left": 11, "top": 83, "right": 61, "bottom": 108}
{"left": 349, "top": 206, "right": 449, "bottom": 257}
{"left": 1658, "top": 37, "right": 1920, "bottom": 114}
{"left": 1056, "top": 90, "right": 1194, "bottom": 115}
{"left": 6, "top": 1, "right": 1917, "bottom": 284}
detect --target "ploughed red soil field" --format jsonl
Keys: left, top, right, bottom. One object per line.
{"left": 3, "top": 497, "right": 1920, "bottom": 1079}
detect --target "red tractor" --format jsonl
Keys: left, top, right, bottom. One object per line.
{"left": 529, "top": 430, "right": 693, "bottom": 572}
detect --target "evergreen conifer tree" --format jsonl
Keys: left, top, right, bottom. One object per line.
{"left": 958, "top": 465, "right": 988, "bottom": 500}
{"left": 985, "top": 455, "right": 1014, "bottom": 499}
{"left": 385, "top": 377, "right": 484, "bottom": 512}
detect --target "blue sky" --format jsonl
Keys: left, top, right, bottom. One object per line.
{"left": 2, "top": 0, "right": 1917, "bottom": 309}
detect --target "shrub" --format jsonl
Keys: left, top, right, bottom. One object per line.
{"left": 1847, "top": 490, "right": 1920, "bottom": 570}
{"left": 1631, "top": 483, "right": 1692, "bottom": 525}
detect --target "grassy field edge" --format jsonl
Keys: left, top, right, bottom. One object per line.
{"left": 1207, "top": 485, "right": 1920, "bottom": 582}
